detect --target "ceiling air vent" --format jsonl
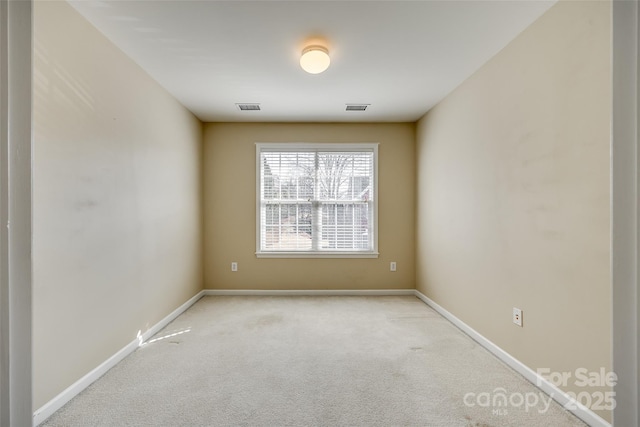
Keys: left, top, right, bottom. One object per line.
{"left": 236, "top": 103, "right": 261, "bottom": 111}
{"left": 346, "top": 104, "right": 369, "bottom": 111}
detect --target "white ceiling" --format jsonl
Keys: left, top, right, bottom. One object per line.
{"left": 69, "top": 0, "right": 555, "bottom": 123}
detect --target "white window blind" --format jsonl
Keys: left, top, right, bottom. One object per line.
{"left": 256, "top": 143, "right": 378, "bottom": 258}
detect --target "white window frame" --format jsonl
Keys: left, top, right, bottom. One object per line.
{"left": 256, "top": 143, "right": 379, "bottom": 258}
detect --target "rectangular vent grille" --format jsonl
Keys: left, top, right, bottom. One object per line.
{"left": 346, "top": 104, "right": 369, "bottom": 111}
{"left": 237, "top": 103, "right": 261, "bottom": 111}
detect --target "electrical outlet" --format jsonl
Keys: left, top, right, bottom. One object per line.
{"left": 231, "top": 262, "right": 238, "bottom": 272}
{"left": 390, "top": 262, "right": 397, "bottom": 272}
{"left": 513, "top": 307, "right": 523, "bottom": 327}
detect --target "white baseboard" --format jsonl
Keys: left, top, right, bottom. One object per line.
{"left": 33, "top": 290, "right": 206, "bottom": 426}
{"left": 203, "top": 289, "right": 415, "bottom": 296}
{"left": 413, "top": 290, "right": 611, "bottom": 427}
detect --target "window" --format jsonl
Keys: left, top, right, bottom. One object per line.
{"left": 256, "top": 143, "right": 378, "bottom": 258}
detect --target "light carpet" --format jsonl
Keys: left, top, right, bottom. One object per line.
{"left": 42, "top": 296, "right": 586, "bottom": 426}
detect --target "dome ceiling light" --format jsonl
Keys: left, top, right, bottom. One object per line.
{"left": 300, "top": 45, "right": 330, "bottom": 74}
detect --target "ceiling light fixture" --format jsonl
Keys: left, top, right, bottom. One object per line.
{"left": 300, "top": 45, "right": 330, "bottom": 74}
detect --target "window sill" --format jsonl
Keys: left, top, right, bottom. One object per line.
{"left": 255, "top": 251, "right": 379, "bottom": 259}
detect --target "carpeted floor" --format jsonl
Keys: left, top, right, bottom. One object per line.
{"left": 42, "top": 296, "right": 586, "bottom": 426}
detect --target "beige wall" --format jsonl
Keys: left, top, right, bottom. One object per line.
{"left": 204, "top": 123, "right": 415, "bottom": 290}
{"left": 33, "top": 1, "right": 203, "bottom": 409}
{"left": 416, "top": 0, "right": 611, "bottom": 421}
